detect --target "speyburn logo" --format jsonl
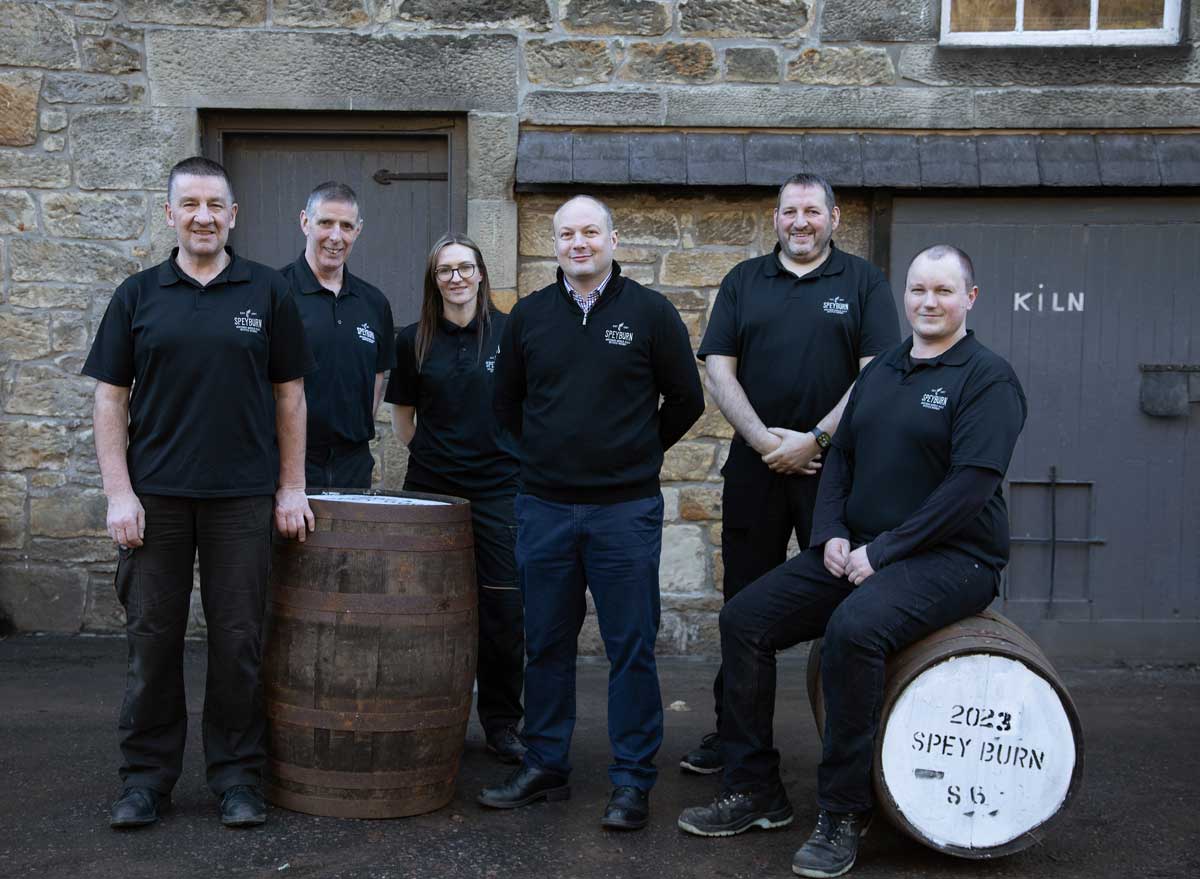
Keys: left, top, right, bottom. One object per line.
{"left": 485, "top": 344, "right": 500, "bottom": 373}
{"left": 234, "top": 308, "right": 263, "bottom": 334}
{"left": 356, "top": 323, "right": 376, "bottom": 344}
{"left": 921, "top": 387, "right": 948, "bottom": 411}
{"left": 823, "top": 296, "right": 850, "bottom": 315}
{"left": 605, "top": 322, "right": 633, "bottom": 347}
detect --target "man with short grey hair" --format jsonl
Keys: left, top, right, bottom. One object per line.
{"left": 280, "top": 181, "right": 395, "bottom": 489}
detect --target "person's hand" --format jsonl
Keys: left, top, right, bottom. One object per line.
{"left": 762, "top": 428, "right": 822, "bottom": 475}
{"left": 274, "top": 486, "right": 315, "bottom": 542}
{"left": 749, "top": 430, "right": 783, "bottom": 457}
{"left": 823, "top": 537, "right": 850, "bottom": 578}
{"left": 106, "top": 491, "right": 145, "bottom": 548}
{"left": 845, "top": 544, "right": 876, "bottom": 586}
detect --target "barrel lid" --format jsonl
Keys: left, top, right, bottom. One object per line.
{"left": 308, "top": 493, "right": 449, "bottom": 506}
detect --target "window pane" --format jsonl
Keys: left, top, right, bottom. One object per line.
{"left": 951, "top": 0, "right": 1016, "bottom": 32}
{"left": 1098, "top": 0, "right": 1163, "bottom": 29}
{"left": 1025, "top": 0, "right": 1091, "bottom": 30}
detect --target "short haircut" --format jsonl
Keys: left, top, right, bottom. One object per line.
{"left": 777, "top": 173, "right": 836, "bottom": 213}
{"left": 305, "top": 181, "right": 360, "bottom": 219}
{"left": 167, "top": 156, "right": 233, "bottom": 203}
{"left": 911, "top": 244, "right": 976, "bottom": 290}
{"left": 552, "top": 194, "right": 614, "bottom": 235}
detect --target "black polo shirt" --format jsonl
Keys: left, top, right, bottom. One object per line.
{"left": 83, "top": 248, "right": 315, "bottom": 498}
{"left": 280, "top": 254, "right": 396, "bottom": 447}
{"left": 836, "top": 331, "right": 1027, "bottom": 569}
{"left": 385, "top": 309, "right": 519, "bottom": 496}
{"left": 697, "top": 242, "right": 899, "bottom": 434}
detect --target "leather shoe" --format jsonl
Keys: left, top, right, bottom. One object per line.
{"left": 601, "top": 785, "right": 649, "bottom": 830}
{"left": 110, "top": 786, "right": 168, "bottom": 829}
{"left": 219, "top": 784, "right": 266, "bottom": 827}
{"left": 486, "top": 726, "right": 528, "bottom": 764}
{"left": 477, "top": 764, "right": 570, "bottom": 809}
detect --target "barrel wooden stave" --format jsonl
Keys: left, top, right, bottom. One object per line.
{"left": 806, "top": 609, "right": 1084, "bottom": 858}
{"left": 262, "top": 491, "right": 477, "bottom": 819}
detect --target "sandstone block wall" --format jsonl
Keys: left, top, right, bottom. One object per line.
{"left": 1, "top": 0, "right": 1197, "bottom": 649}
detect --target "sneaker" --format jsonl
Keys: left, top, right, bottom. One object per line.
{"left": 791, "top": 809, "right": 872, "bottom": 878}
{"left": 486, "top": 726, "right": 528, "bottom": 764}
{"left": 219, "top": 784, "right": 267, "bottom": 828}
{"left": 679, "top": 731, "right": 723, "bottom": 775}
{"left": 677, "top": 787, "right": 794, "bottom": 837}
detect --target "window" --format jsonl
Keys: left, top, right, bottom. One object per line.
{"left": 941, "top": 0, "right": 1182, "bottom": 45}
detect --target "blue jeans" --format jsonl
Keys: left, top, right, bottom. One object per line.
{"left": 515, "top": 492, "right": 664, "bottom": 792}
{"left": 719, "top": 545, "right": 997, "bottom": 812}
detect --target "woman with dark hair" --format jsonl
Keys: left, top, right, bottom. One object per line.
{"left": 385, "top": 233, "right": 525, "bottom": 763}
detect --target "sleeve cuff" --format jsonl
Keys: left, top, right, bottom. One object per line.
{"left": 866, "top": 538, "right": 890, "bottom": 570}
{"left": 810, "top": 523, "right": 851, "bottom": 547}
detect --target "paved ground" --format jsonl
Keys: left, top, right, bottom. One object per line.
{"left": 1, "top": 634, "right": 1197, "bottom": 879}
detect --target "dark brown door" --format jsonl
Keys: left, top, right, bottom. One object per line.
{"left": 206, "top": 115, "right": 467, "bottom": 327}
{"left": 889, "top": 197, "right": 1200, "bottom": 659}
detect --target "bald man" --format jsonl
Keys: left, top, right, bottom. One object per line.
{"left": 678, "top": 246, "right": 1027, "bottom": 878}
{"left": 485, "top": 194, "right": 704, "bottom": 830}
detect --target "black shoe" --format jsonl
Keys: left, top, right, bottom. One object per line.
{"left": 110, "top": 787, "right": 169, "bottom": 829}
{"left": 486, "top": 726, "right": 527, "bottom": 765}
{"left": 219, "top": 784, "right": 266, "bottom": 828}
{"left": 677, "top": 787, "right": 794, "bottom": 837}
{"left": 791, "top": 810, "right": 872, "bottom": 878}
{"left": 680, "top": 731, "right": 723, "bottom": 775}
{"left": 601, "top": 785, "right": 649, "bottom": 831}
{"left": 477, "top": 764, "right": 570, "bottom": 809}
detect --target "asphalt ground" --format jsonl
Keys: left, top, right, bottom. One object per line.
{"left": 1, "top": 634, "right": 1197, "bottom": 879}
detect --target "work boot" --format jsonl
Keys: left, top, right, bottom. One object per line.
{"left": 677, "top": 787, "right": 793, "bottom": 837}
{"left": 791, "top": 809, "right": 872, "bottom": 878}
{"left": 679, "top": 731, "right": 723, "bottom": 775}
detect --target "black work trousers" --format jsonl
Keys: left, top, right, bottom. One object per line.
{"left": 714, "top": 442, "right": 821, "bottom": 728}
{"left": 406, "top": 481, "right": 524, "bottom": 738}
{"left": 719, "top": 545, "right": 997, "bottom": 812}
{"left": 305, "top": 440, "right": 375, "bottom": 491}
{"left": 114, "top": 494, "right": 273, "bottom": 797}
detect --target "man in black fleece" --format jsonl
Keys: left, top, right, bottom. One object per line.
{"left": 677, "top": 245, "right": 1026, "bottom": 878}
{"left": 481, "top": 195, "right": 704, "bottom": 830}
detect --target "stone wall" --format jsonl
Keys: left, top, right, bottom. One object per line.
{"left": 1, "top": 0, "right": 1197, "bottom": 645}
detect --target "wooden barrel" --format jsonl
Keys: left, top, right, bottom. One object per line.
{"left": 262, "top": 489, "right": 477, "bottom": 818}
{"left": 806, "top": 610, "right": 1084, "bottom": 858}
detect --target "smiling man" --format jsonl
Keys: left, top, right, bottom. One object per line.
{"left": 681, "top": 173, "right": 899, "bottom": 777}
{"left": 84, "top": 156, "right": 315, "bottom": 831}
{"left": 280, "top": 182, "right": 395, "bottom": 490}
{"left": 485, "top": 194, "right": 704, "bottom": 830}
{"left": 678, "top": 245, "right": 1027, "bottom": 879}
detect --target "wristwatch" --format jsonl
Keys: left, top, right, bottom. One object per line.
{"left": 810, "top": 428, "right": 832, "bottom": 450}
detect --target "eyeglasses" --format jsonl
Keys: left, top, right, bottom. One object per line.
{"left": 434, "top": 263, "right": 477, "bottom": 282}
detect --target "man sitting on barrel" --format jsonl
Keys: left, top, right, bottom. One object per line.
{"left": 677, "top": 245, "right": 1027, "bottom": 878}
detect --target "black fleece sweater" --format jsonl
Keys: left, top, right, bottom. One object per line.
{"left": 494, "top": 263, "right": 705, "bottom": 504}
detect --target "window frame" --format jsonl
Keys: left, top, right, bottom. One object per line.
{"left": 939, "top": 0, "right": 1183, "bottom": 47}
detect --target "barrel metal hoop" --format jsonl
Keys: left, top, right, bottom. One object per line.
{"left": 268, "top": 701, "right": 470, "bottom": 732}
{"left": 276, "top": 531, "right": 473, "bottom": 552}
{"left": 269, "top": 587, "right": 477, "bottom": 615}
{"left": 267, "top": 760, "right": 457, "bottom": 789}
{"left": 263, "top": 784, "right": 454, "bottom": 819}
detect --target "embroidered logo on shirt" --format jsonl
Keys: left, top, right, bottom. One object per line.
{"left": 234, "top": 308, "right": 263, "bottom": 334}
{"left": 356, "top": 323, "right": 376, "bottom": 344}
{"left": 822, "top": 296, "right": 850, "bottom": 315}
{"left": 921, "top": 387, "right": 949, "bottom": 411}
{"left": 604, "top": 322, "right": 634, "bottom": 347}
{"left": 485, "top": 344, "right": 500, "bottom": 374}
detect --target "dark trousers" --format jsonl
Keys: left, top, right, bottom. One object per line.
{"left": 719, "top": 545, "right": 997, "bottom": 812}
{"left": 114, "top": 494, "right": 273, "bottom": 796}
{"left": 715, "top": 446, "right": 821, "bottom": 728}
{"left": 305, "top": 440, "right": 374, "bottom": 491}
{"left": 407, "top": 480, "right": 524, "bottom": 738}
{"left": 516, "top": 493, "right": 664, "bottom": 791}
